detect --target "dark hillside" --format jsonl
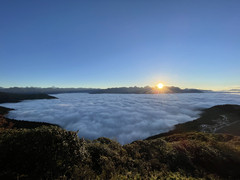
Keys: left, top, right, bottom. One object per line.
{"left": 0, "top": 106, "right": 59, "bottom": 129}
{"left": 0, "top": 92, "right": 59, "bottom": 129}
{"left": 148, "top": 104, "right": 240, "bottom": 140}
{"left": 0, "top": 92, "right": 57, "bottom": 104}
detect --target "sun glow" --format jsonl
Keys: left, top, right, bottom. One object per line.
{"left": 157, "top": 83, "right": 164, "bottom": 89}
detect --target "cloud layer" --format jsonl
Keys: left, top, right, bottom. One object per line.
{"left": 2, "top": 93, "right": 240, "bottom": 144}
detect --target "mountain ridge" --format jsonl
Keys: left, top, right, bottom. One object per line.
{"left": 0, "top": 86, "right": 207, "bottom": 94}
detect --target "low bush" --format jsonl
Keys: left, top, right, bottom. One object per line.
{"left": 1, "top": 127, "right": 240, "bottom": 179}
{"left": 0, "top": 126, "right": 87, "bottom": 179}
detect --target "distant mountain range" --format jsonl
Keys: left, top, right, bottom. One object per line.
{"left": 0, "top": 87, "right": 97, "bottom": 94}
{"left": 90, "top": 86, "right": 206, "bottom": 94}
{"left": 229, "top": 88, "right": 240, "bottom": 92}
{"left": 0, "top": 86, "right": 208, "bottom": 94}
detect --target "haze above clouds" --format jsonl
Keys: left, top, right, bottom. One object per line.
{"left": 2, "top": 93, "right": 240, "bottom": 144}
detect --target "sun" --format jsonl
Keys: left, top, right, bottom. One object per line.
{"left": 157, "top": 83, "right": 164, "bottom": 89}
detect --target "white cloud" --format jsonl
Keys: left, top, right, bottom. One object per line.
{"left": 2, "top": 93, "right": 240, "bottom": 144}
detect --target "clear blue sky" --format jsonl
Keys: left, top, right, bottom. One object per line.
{"left": 1, "top": 0, "right": 240, "bottom": 90}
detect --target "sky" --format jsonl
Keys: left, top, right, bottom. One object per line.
{"left": 1, "top": 0, "right": 240, "bottom": 90}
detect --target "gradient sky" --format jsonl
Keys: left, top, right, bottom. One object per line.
{"left": 1, "top": 0, "right": 240, "bottom": 90}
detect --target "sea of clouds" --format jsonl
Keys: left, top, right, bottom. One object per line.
{"left": 2, "top": 93, "right": 240, "bottom": 144}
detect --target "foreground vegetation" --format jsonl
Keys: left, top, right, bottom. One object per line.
{"left": 0, "top": 125, "right": 240, "bottom": 179}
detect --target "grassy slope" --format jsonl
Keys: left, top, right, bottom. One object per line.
{"left": 148, "top": 104, "right": 240, "bottom": 140}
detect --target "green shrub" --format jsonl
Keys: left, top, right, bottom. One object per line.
{"left": 1, "top": 128, "right": 240, "bottom": 179}
{"left": 0, "top": 126, "right": 87, "bottom": 179}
